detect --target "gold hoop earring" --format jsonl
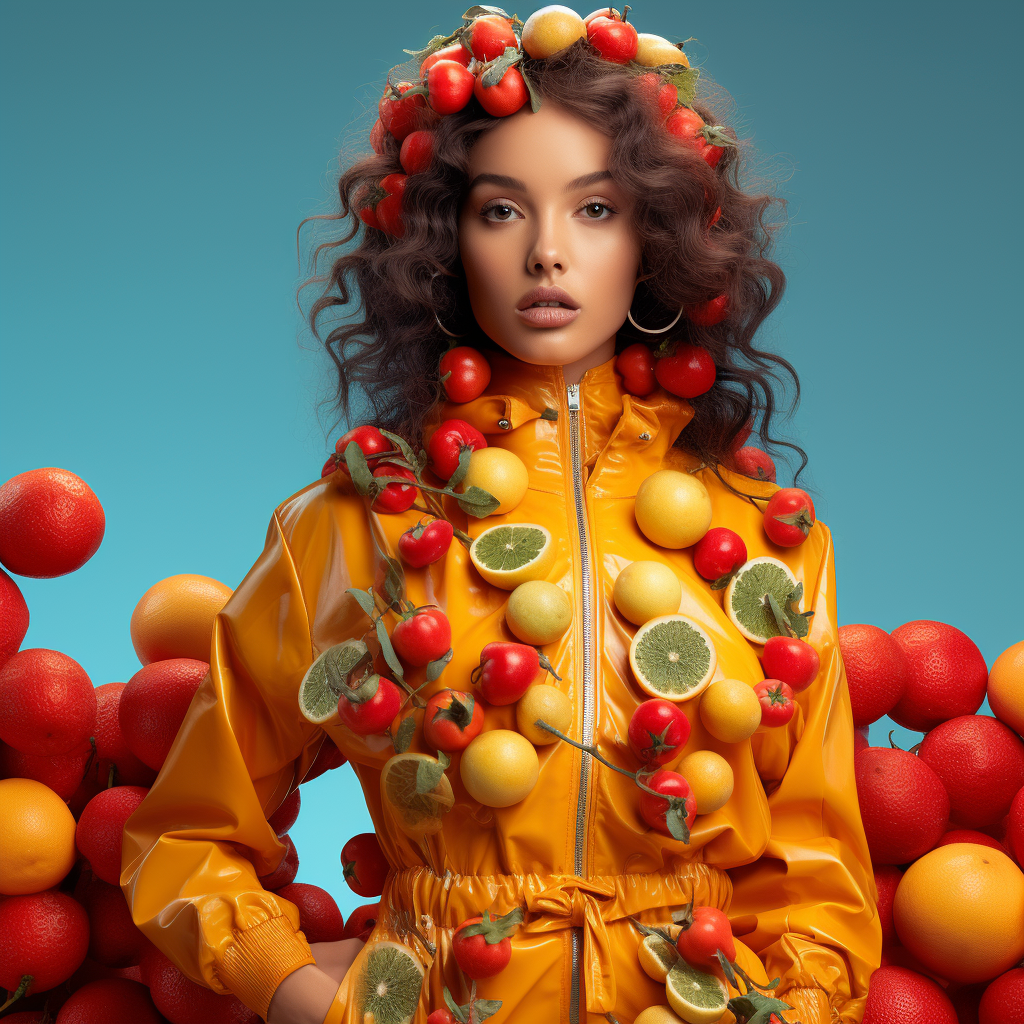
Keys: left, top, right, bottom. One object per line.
{"left": 627, "top": 303, "right": 684, "bottom": 335}
{"left": 434, "top": 311, "right": 465, "bottom": 339}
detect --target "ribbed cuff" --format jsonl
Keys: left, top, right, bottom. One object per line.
{"left": 216, "top": 915, "right": 316, "bottom": 1020}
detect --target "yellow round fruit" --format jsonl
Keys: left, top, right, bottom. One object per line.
{"left": 893, "top": 843, "right": 1024, "bottom": 984}
{"left": 461, "top": 447, "right": 529, "bottom": 516}
{"left": 516, "top": 684, "right": 573, "bottom": 745}
{"left": 677, "top": 750, "right": 734, "bottom": 814}
{"left": 130, "top": 573, "right": 232, "bottom": 665}
{"left": 521, "top": 5, "right": 587, "bottom": 58}
{"left": 613, "top": 560, "right": 682, "bottom": 626}
{"left": 635, "top": 33, "right": 690, "bottom": 68}
{"left": 506, "top": 580, "right": 573, "bottom": 645}
{"left": 0, "top": 777, "right": 78, "bottom": 895}
{"left": 987, "top": 639, "right": 1024, "bottom": 736}
{"left": 637, "top": 931, "right": 680, "bottom": 983}
{"left": 634, "top": 470, "right": 712, "bottom": 549}
{"left": 469, "top": 523, "right": 556, "bottom": 590}
{"left": 698, "top": 679, "right": 762, "bottom": 743}
{"left": 635, "top": 1007, "right": 687, "bottom": 1024}
{"left": 460, "top": 730, "right": 540, "bottom": 807}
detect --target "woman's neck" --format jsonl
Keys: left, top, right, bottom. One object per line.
{"left": 560, "top": 334, "right": 618, "bottom": 385}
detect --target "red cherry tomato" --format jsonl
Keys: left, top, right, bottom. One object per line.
{"left": 391, "top": 606, "right": 452, "bottom": 667}
{"left": 342, "top": 902, "right": 379, "bottom": 941}
{"left": 638, "top": 769, "right": 696, "bottom": 837}
{"left": 754, "top": 679, "right": 796, "bottom": 727}
{"left": 474, "top": 65, "right": 528, "bottom": 118}
{"left": 708, "top": 205, "right": 722, "bottom": 227}
{"left": 375, "top": 173, "right": 408, "bottom": 238}
{"left": 427, "top": 1011, "right": 456, "bottom": 1024}
{"left": 452, "top": 911, "right": 518, "bottom": 979}
{"left": 358, "top": 205, "right": 381, "bottom": 231}
{"left": 397, "top": 518, "right": 454, "bottom": 567}
{"left": 341, "top": 832, "right": 389, "bottom": 897}
{"left": 427, "top": 418, "right": 488, "bottom": 479}
{"left": 399, "top": 130, "right": 434, "bottom": 175}
{"left": 654, "top": 344, "right": 716, "bottom": 398}
{"left": 337, "top": 675, "right": 402, "bottom": 736}
{"left": 471, "top": 641, "right": 553, "bottom": 706}
{"left": 684, "top": 294, "right": 730, "bottom": 327}
{"left": 692, "top": 528, "right": 747, "bottom": 582}
{"left": 675, "top": 905, "right": 736, "bottom": 969}
{"left": 440, "top": 346, "right": 492, "bottom": 403}
{"left": 379, "top": 81, "right": 432, "bottom": 142}
{"left": 733, "top": 446, "right": 776, "bottom": 482}
{"left": 587, "top": 16, "right": 638, "bottom": 63}
{"left": 763, "top": 487, "right": 815, "bottom": 547}
{"left": 321, "top": 455, "right": 338, "bottom": 478}
{"left": 421, "top": 42, "right": 472, "bottom": 74}
{"left": 426, "top": 60, "right": 476, "bottom": 115}
{"left": 334, "top": 424, "right": 392, "bottom": 475}
{"left": 628, "top": 700, "right": 691, "bottom": 766}
{"left": 370, "top": 464, "right": 418, "bottom": 513}
{"left": 665, "top": 106, "right": 704, "bottom": 144}
{"left": 761, "top": 636, "right": 820, "bottom": 692}
{"left": 464, "top": 14, "right": 517, "bottom": 61}
{"left": 636, "top": 72, "right": 678, "bottom": 115}
{"left": 369, "top": 118, "right": 387, "bottom": 155}
{"left": 615, "top": 343, "right": 657, "bottom": 396}
{"left": 423, "top": 689, "right": 484, "bottom": 752}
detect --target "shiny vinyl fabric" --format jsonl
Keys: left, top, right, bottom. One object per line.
{"left": 121, "top": 349, "right": 881, "bottom": 1024}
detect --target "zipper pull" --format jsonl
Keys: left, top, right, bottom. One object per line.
{"left": 566, "top": 383, "right": 580, "bottom": 411}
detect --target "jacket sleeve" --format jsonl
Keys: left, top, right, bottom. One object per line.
{"left": 120, "top": 507, "right": 332, "bottom": 1021}
{"left": 728, "top": 523, "right": 882, "bottom": 1024}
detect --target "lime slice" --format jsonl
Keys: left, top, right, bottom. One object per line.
{"left": 665, "top": 958, "right": 729, "bottom": 1023}
{"left": 380, "top": 752, "right": 454, "bottom": 838}
{"left": 469, "top": 523, "right": 555, "bottom": 590}
{"left": 638, "top": 931, "right": 681, "bottom": 983}
{"left": 356, "top": 941, "right": 424, "bottom": 1024}
{"left": 724, "top": 556, "right": 800, "bottom": 645}
{"left": 629, "top": 614, "right": 717, "bottom": 702}
{"left": 298, "top": 640, "right": 369, "bottom": 724}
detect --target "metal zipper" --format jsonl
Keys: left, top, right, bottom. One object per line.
{"left": 566, "top": 381, "right": 595, "bottom": 1024}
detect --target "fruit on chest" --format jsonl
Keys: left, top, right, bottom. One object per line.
{"left": 629, "top": 614, "right": 718, "bottom": 702}
{"left": 422, "top": 689, "right": 483, "bottom": 752}
{"left": 628, "top": 699, "right": 691, "bottom": 766}
{"left": 724, "top": 557, "right": 806, "bottom": 645}
{"left": 676, "top": 750, "right": 734, "bottom": 814}
{"left": 691, "top": 528, "right": 747, "bottom": 584}
{"left": 381, "top": 752, "right": 455, "bottom": 837}
{"left": 634, "top": 470, "right": 713, "bottom": 549}
{"left": 471, "top": 640, "right": 557, "bottom": 705}
{"left": 355, "top": 941, "right": 424, "bottom": 1024}
{"left": 337, "top": 675, "right": 402, "bottom": 736}
{"left": 760, "top": 635, "right": 820, "bottom": 692}
{"left": 427, "top": 418, "right": 487, "bottom": 479}
{"left": 638, "top": 768, "right": 696, "bottom": 836}
{"left": 391, "top": 605, "right": 451, "bottom": 667}
{"left": 613, "top": 560, "right": 683, "bottom": 626}
{"left": 398, "top": 517, "right": 453, "bottom": 568}
{"left": 470, "top": 523, "right": 556, "bottom": 590}
{"left": 753, "top": 679, "right": 795, "bottom": 728}
{"left": 762, "top": 487, "right": 815, "bottom": 547}
{"left": 506, "top": 580, "right": 573, "bottom": 645}
{"left": 460, "top": 729, "right": 540, "bottom": 807}
{"left": 459, "top": 447, "right": 529, "bottom": 515}
{"left": 438, "top": 345, "right": 491, "bottom": 403}
{"left": 516, "top": 683, "right": 573, "bottom": 744}
{"left": 698, "top": 678, "right": 762, "bottom": 743}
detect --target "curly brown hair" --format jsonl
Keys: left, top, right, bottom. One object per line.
{"left": 300, "top": 39, "right": 805, "bottom": 482}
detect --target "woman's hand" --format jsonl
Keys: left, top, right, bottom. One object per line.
{"left": 266, "top": 938, "right": 365, "bottom": 1024}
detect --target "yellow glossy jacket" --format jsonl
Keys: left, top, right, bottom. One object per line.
{"left": 121, "top": 349, "right": 881, "bottom": 1024}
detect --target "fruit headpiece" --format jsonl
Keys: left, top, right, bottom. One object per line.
{"left": 362, "top": 3, "right": 735, "bottom": 263}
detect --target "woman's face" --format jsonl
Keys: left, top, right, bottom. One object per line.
{"left": 458, "top": 100, "right": 641, "bottom": 379}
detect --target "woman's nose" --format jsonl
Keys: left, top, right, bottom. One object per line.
{"left": 526, "top": 212, "right": 566, "bottom": 275}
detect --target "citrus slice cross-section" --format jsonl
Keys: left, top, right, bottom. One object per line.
{"left": 298, "top": 639, "right": 370, "bottom": 724}
{"left": 638, "top": 931, "right": 681, "bottom": 983}
{"left": 724, "top": 556, "right": 801, "bottom": 645}
{"left": 356, "top": 940, "right": 424, "bottom": 1024}
{"left": 469, "top": 522, "right": 556, "bottom": 590}
{"left": 629, "top": 614, "right": 718, "bottom": 702}
{"left": 380, "top": 752, "right": 455, "bottom": 838}
{"left": 665, "top": 958, "right": 729, "bottom": 1024}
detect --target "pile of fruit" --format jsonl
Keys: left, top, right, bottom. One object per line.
{"left": 841, "top": 621, "right": 1024, "bottom": 1023}
{"left": 0, "top": 467, "right": 362, "bottom": 1023}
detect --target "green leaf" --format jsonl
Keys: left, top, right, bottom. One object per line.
{"left": 726, "top": 990, "right": 794, "bottom": 1024}
{"left": 443, "top": 987, "right": 470, "bottom": 1024}
{"left": 700, "top": 124, "right": 738, "bottom": 149}
{"left": 715, "top": 949, "right": 738, "bottom": 987}
{"left": 480, "top": 46, "right": 523, "bottom": 89}
{"left": 378, "top": 428, "right": 418, "bottom": 470}
{"left": 474, "top": 999, "right": 503, "bottom": 1021}
{"left": 426, "top": 647, "right": 454, "bottom": 681}
{"left": 540, "top": 406, "right": 558, "bottom": 420}
{"left": 447, "top": 445, "right": 474, "bottom": 490}
{"left": 710, "top": 567, "right": 739, "bottom": 591}
{"left": 463, "top": 4, "right": 510, "bottom": 20}
{"left": 381, "top": 556, "right": 406, "bottom": 609}
{"left": 433, "top": 689, "right": 473, "bottom": 728}
{"left": 666, "top": 67, "right": 700, "bottom": 106}
{"left": 375, "top": 618, "right": 406, "bottom": 682}
{"left": 520, "top": 64, "right": 543, "bottom": 113}
{"left": 320, "top": 640, "right": 371, "bottom": 691}
{"left": 456, "top": 485, "right": 501, "bottom": 518}
{"left": 402, "top": 32, "right": 458, "bottom": 63}
{"left": 344, "top": 441, "right": 376, "bottom": 497}
{"left": 664, "top": 800, "right": 692, "bottom": 844}
{"left": 766, "top": 592, "right": 794, "bottom": 638}
{"left": 345, "top": 587, "right": 378, "bottom": 618}
{"left": 343, "top": 672, "right": 381, "bottom": 706}
{"left": 415, "top": 755, "right": 446, "bottom": 794}
{"left": 394, "top": 715, "right": 416, "bottom": 753}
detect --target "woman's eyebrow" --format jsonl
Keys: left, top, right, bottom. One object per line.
{"left": 564, "top": 170, "right": 613, "bottom": 192}
{"left": 466, "top": 173, "right": 528, "bottom": 191}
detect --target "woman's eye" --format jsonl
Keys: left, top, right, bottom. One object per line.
{"left": 482, "top": 203, "right": 520, "bottom": 222}
{"left": 579, "top": 202, "right": 613, "bottom": 220}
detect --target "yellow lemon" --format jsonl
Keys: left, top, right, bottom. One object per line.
{"left": 635, "top": 470, "right": 712, "bottom": 549}
{"left": 638, "top": 931, "right": 680, "bottom": 983}
{"left": 516, "top": 684, "right": 572, "bottom": 744}
{"left": 698, "top": 679, "right": 762, "bottom": 743}
{"left": 469, "top": 523, "right": 556, "bottom": 590}
{"left": 665, "top": 959, "right": 729, "bottom": 1023}
{"left": 987, "top": 639, "right": 1024, "bottom": 736}
{"left": 460, "top": 730, "right": 540, "bottom": 807}
{"left": 677, "top": 750, "right": 734, "bottom": 814}
{"left": 521, "top": 5, "right": 587, "bottom": 58}
{"left": 506, "top": 580, "right": 573, "bottom": 645}
{"left": 635, "top": 1007, "right": 688, "bottom": 1024}
{"left": 613, "top": 560, "right": 682, "bottom": 626}
{"left": 461, "top": 447, "right": 529, "bottom": 516}
{"left": 635, "top": 33, "right": 690, "bottom": 67}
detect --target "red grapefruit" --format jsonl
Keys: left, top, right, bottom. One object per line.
{"left": 874, "top": 864, "right": 903, "bottom": 946}
{"left": 258, "top": 833, "right": 298, "bottom": 890}
{"left": 301, "top": 738, "right": 347, "bottom": 782}
{"left": 145, "top": 946, "right": 257, "bottom": 1023}
{"left": 0, "top": 738, "right": 92, "bottom": 801}
{"left": 863, "top": 966, "right": 957, "bottom": 1023}
{"left": 54, "top": 978, "right": 164, "bottom": 1024}
{"left": 76, "top": 874, "right": 146, "bottom": 968}
{"left": 919, "top": 715, "right": 1024, "bottom": 828}
{"left": 0, "top": 890, "right": 90, "bottom": 994}
{"left": 1007, "top": 786, "right": 1024, "bottom": 865}
{"left": 87, "top": 682, "right": 157, "bottom": 788}
{"left": 343, "top": 901, "right": 380, "bottom": 941}
{"left": 838, "top": 624, "right": 909, "bottom": 727}
{"left": 273, "top": 882, "right": 345, "bottom": 942}
{"left": 0, "top": 567, "right": 29, "bottom": 668}
{"left": 935, "top": 829, "right": 1006, "bottom": 853}
{"left": 0, "top": 468, "right": 105, "bottom": 578}
{"left": 267, "top": 788, "right": 300, "bottom": 837}
{"left": 75, "top": 785, "right": 150, "bottom": 885}
{"left": 979, "top": 967, "right": 1024, "bottom": 1023}
{"left": 889, "top": 621, "right": 988, "bottom": 731}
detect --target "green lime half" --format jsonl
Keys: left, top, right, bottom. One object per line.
{"left": 356, "top": 941, "right": 424, "bottom": 1024}
{"left": 665, "top": 958, "right": 729, "bottom": 1022}
{"left": 469, "top": 523, "right": 555, "bottom": 590}
{"left": 628, "top": 614, "right": 718, "bottom": 702}
{"left": 725, "top": 556, "right": 800, "bottom": 644}
{"left": 297, "top": 640, "right": 369, "bottom": 724}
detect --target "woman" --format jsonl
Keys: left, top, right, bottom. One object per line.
{"left": 122, "top": 9, "right": 880, "bottom": 1024}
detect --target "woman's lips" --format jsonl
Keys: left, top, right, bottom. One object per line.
{"left": 515, "top": 305, "right": 581, "bottom": 328}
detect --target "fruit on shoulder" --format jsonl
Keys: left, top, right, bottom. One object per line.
{"left": 460, "top": 447, "right": 529, "bottom": 515}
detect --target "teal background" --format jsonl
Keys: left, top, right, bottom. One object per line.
{"left": 1, "top": 1, "right": 1021, "bottom": 920}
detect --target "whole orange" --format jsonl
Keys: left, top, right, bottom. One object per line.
{"left": 893, "top": 843, "right": 1024, "bottom": 983}
{"left": 0, "top": 777, "right": 78, "bottom": 895}
{"left": 987, "top": 640, "right": 1024, "bottom": 737}
{"left": 130, "top": 573, "right": 232, "bottom": 665}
